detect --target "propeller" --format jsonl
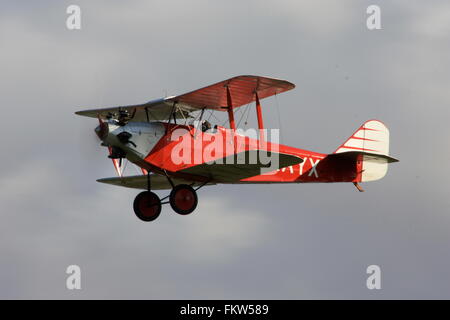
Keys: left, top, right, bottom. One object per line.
{"left": 95, "top": 114, "right": 123, "bottom": 177}
{"left": 95, "top": 115, "right": 109, "bottom": 140}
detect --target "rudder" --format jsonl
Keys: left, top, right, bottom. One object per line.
{"left": 334, "top": 120, "right": 392, "bottom": 182}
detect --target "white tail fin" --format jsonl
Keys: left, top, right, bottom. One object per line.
{"left": 334, "top": 120, "right": 389, "bottom": 155}
{"left": 335, "top": 120, "right": 394, "bottom": 182}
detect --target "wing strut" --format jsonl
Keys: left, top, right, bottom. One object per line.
{"left": 108, "top": 146, "right": 123, "bottom": 177}
{"left": 255, "top": 92, "right": 265, "bottom": 142}
{"left": 226, "top": 86, "right": 236, "bottom": 131}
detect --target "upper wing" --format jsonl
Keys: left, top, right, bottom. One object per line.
{"left": 167, "top": 75, "right": 295, "bottom": 111}
{"left": 75, "top": 75, "right": 295, "bottom": 121}
{"left": 75, "top": 98, "right": 190, "bottom": 121}
{"left": 97, "top": 173, "right": 215, "bottom": 190}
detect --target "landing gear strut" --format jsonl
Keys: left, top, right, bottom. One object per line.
{"left": 169, "top": 184, "right": 198, "bottom": 215}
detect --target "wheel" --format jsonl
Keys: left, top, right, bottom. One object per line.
{"left": 133, "top": 191, "right": 161, "bottom": 222}
{"left": 169, "top": 184, "right": 198, "bottom": 215}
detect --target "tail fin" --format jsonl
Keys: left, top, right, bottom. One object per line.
{"left": 334, "top": 120, "right": 397, "bottom": 182}
{"left": 334, "top": 120, "right": 389, "bottom": 155}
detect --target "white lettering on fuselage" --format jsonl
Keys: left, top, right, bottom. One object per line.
{"left": 278, "top": 157, "right": 321, "bottom": 178}
{"left": 308, "top": 158, "right": 320, "bottom": 178}
{"left": 281, "top": 166, "right": 294, "bottom": 173}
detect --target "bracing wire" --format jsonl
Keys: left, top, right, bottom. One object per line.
{"left": 207, "top": 109, "right": 223, "bottom": 125}
{"left": 243, "top": 102, "right": 252, "bottom": 127}
{"left": 190, "top": 110, "right": 203, "bottom": 125}
{"left": 133, "top": 162, "right": 141, "bottom": 175}
{"left": 219, "top": 112, "right": 229, "bottom": 127}
{"left": 236, "top": 103, "right": 251, "bottom": 128}
{"left": 206, "top": 109, "right": 214, "bottom": 122}
{"left": 122, "top": 159, "right": 129, "bottom": 175}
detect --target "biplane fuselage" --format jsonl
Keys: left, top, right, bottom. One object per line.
{"left": 76, "top": 75, "right": 398, "bottom": 221}
{"left": 100, "top": 120, "right": 389, "bottom": 185}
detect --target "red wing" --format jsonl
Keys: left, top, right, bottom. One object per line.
{"left": 75, "top": 75, "right": 295, "bottom": 120}
{"left": 168, "top": 75, "right": 295, "bottom": 111}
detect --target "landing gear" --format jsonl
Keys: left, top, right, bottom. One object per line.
{"left": 133, "top": 191, "right": 162, "bottom": 222}
{"left": 169, "top": 184, "right": 198, "bottom": 215}
{"left": 132, "top": 173, "right": 203, "bottom": 222}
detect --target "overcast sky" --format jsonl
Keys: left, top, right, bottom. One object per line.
{"left": 1, "top": 0, "right": 450, "bottom": 299}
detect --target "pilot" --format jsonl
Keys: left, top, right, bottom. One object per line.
{"left": 201, "top": 120, "right": 212, "bottom": 132}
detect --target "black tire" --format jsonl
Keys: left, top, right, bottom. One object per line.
{"left": 169, "top": 184, "right": 198, "bottom": 215}
{"left": 133, "top": 191, "right": 161, "bottom": 222}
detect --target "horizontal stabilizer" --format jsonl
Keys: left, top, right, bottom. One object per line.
{"left": 327, "top": 151, "right": 399, "bottom": 163}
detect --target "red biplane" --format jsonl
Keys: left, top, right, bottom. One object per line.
{"left": 76, "top": 75, "right": 398, "bottom": 221}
